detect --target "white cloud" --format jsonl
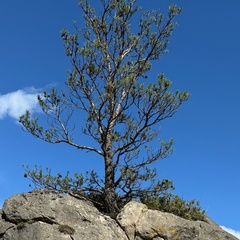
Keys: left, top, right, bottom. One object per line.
{"left": 221, "top": 226, "right": 240, "bottom": 239}
{"left": 0, "top": 88, "right": 40, "bottom": 120}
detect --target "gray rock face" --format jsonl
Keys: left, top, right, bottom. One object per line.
{"left": 0, "top": 189, "right": 128, "bottom": 240}
{"left": 0, "top": 190, "right": 238, "bottom": 240}
{"left": 117, "top": 201, "right": 239, "bottom": 240}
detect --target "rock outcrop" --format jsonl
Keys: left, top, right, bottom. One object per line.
{"left": 0, "top": 189, "right": 238, "bottom": 240}
{"left": 117, "top": 201, "right": 238, "bottom": 240}
{"left": 0, "top": 189, "right": 128, "bottom": 240}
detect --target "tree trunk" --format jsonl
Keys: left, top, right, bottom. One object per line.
{"left": 104, "top": 155, "right": 119, "bottom": 214}
{"left": 103, "top": 136, "right": 119, "bottom": 214}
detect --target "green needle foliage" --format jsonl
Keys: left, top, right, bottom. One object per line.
{"left": 141, "top": 194, "right": 207, "bottom": 222}
{"left": 20, "top": 0, "right": 192, "bottom": 216}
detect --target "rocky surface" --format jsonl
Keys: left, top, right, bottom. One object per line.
{"left": 0, "top": 189, "right": 238, "bottom": 240}
{"left": 0, "top": 189, "right": 127, "bottom": 240}
{"left": 117, "top": 201, "right": 239, "bottom": 240}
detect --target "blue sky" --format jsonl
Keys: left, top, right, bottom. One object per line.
{"left": 0, "top": 0, "right": 240, "bottom": 238}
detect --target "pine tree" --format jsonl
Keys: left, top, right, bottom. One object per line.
{"left": 20, "top": 0, "right": 190, "bottom": 215}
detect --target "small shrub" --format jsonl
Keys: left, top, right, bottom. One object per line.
{"left": 16, "top": 219, "right": 36, "bottom": 230}
{"left": 16, "top": 222, "right": 26, "bottom": 230}
{"left": 58, "top": 224, "right": 75, "bottom": 235}
{"left": 141, "top": 194, "right": 207, "bottom": 222}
